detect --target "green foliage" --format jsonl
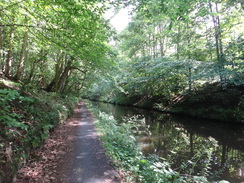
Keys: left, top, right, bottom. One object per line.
{"left": 0, "top": 0, "right": 116, "bottom": 95}
{"left": 0, "top": 86, "right": 79, "bottom": 182}
{"left": 86, "top": 37, "right": 243, "bottom": 121}
{"left": 86, "top": 0, "right": 243, "bottom": 113}
{"left": 87, "top": 101, "right": 213, "bottom": 183}
{"left": 171, "top": 83, "right": 244, "bottom": 122}
{"left": 0, "top": 89, "right": 32, "bottom": 132}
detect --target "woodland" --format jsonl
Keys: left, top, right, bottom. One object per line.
{"left": 0, "top": 0, "right": 243, "bottom": 182}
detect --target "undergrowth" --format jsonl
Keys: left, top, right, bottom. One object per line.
{"left": 0, "top": 87, "right": 78, "bottom": 182}
{"left": 86, "top": 101, "right": 217, "bottom": 183}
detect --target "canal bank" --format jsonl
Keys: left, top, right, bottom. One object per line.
{"left": 88, "top": 83, "right": 244, "bottom": 123}
{"left": 90, "top": 101, "right": 244, "bottom": 183}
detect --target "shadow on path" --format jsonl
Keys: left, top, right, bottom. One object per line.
{"left": 69, "top": 102, "right": 119, "bottom": 183}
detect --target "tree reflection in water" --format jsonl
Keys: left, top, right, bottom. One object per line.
{"left": 92, "top": 102, "right": 244, "bottom": 183}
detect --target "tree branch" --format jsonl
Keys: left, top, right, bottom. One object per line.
{"left": 71, "top": 66, "right": 87, "bottom": 74}
{"left": 0, "top": 24, "right": 52, "bottom": 30}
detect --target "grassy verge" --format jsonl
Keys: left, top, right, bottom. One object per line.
{"left": 0, "top": 84, "right": 79, "bottom": 182}
{"left": 86, "top": 101, "right": 216, "bottom": 183}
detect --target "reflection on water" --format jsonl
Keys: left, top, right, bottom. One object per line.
{"left": 91, "top": 102, "right": 244, "bottom": 183}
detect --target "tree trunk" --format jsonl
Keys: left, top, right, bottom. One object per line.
{"left": 148, "top": 34, "right": 151, "bottom": 56}
{"left": 159, "top": 37, "right": 165, "bottom": 57}
{"left": 46, "top": 56, "right": 73, "bottom": 93}
{"left": 27, "top": 61, "right": 36, "bottom": 84}
{"left": 56, "top": 61, "right": 72, "bottom": 93}
{"left": 221, "top": 141, "right": 227, "bottom": 167}
{"left": 14, "top": 31, "right": 28, "bottom": 81}
{"left": 206, "top": 26, "right": 213, "bottom": 62}
{"left": 153, "top": 26, "right": 157, "bottom": 58}
{"left": 27, "top": 51, "right": 47, "bottom": 84}
{"left": 158, "top": 24, "right": 166, "bottom": 57}
{"left": 0, "top": 27, "right": 3, "bottom": 71}
{"left": 55, "top": 54, "right": 65, "bottom": 90}
{"left": 209, "top": 1, "right": 225, "bottom": 83}
{"left": 176, "top": 24, "right": 181, "bottom": 60}
{"left": 5, "top": 28, "right": 14, "bottom": 78}
{"left": 46, "top": 53, "right": 68, "bottom": 92}
{"left": 188, "top": 67, "right": 192, "bottom": 94}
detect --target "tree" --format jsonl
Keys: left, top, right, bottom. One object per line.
{"left": 0, "top": 0, "right": 115, "bottom": 95}
{"left": 86, "top": 0, "right": 244, "bottom": 104}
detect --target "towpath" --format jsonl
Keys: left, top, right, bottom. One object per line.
{"left": 69, "top": 102, "right": 119, "bottom": 183}
{"left": 16, "top": 101, "right": 121, "bottom": 183}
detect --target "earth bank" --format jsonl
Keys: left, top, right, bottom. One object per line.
{"left": 0, "top": 79, "right": 78, "bottom": 183}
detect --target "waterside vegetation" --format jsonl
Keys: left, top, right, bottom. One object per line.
{"left": 88, "top": 101, "right": 233, "bottom": 182}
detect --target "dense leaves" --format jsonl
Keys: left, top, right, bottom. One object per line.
{"left": 0, "top": 85, "right": 79, "bottom": 182}
{"left": 0, "top": 0, "right": 114, "bottom": 94}
{"left": 87, "top": 0, "right": 244, "bottom": 110}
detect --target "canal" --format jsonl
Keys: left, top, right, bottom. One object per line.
{"left": 91, "top": 101, "right": 244, "bottom": 183}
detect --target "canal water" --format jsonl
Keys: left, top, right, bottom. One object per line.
{"left": 91, "top": 102, "right": 244, "bottom": 183}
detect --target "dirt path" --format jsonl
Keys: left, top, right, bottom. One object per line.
{"left": 16, "top": 101, "right": 122, "bottom": 183}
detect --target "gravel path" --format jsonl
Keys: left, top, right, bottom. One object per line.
{"left": 69, "top": 102, "right": 119, "bottom": 183}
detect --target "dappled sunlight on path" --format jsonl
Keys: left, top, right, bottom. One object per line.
{"left": 69, "top": 102, "right": 120, "bottom": 183}
{"left": 15, "top": 101, "right": 121, "bottom": 183}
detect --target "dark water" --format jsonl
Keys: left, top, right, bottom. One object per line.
{"left": 92, "top": 102, "right": 244, "bottom": 183}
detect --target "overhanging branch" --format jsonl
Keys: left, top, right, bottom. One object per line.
{"left": 71, "top": 67, "right": 87, "bottom": 74}
{"left": 0, "top": 24, "right": 52, "bottom": 30}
